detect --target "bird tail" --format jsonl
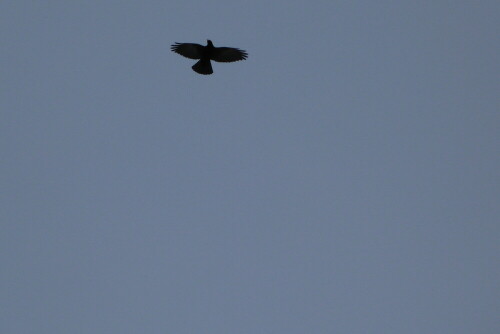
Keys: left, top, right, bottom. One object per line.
{"left": 192, "top": 59, "right": 213, "bottom": 75}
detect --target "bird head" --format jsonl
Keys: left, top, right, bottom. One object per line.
{"left": 207, "top": 40, "right": 214, "bottom": 47}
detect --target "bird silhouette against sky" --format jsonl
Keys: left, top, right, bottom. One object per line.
{"left": 171, "top": 40, "right": 248, "bottom": 75}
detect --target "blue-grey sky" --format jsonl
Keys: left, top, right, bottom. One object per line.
{"left": 1, "top": 1, "right": 498, "bottom": 333}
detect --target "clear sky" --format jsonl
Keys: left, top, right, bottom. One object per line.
{"left": 1, "top": 1, "right": 498, "bottom": 333}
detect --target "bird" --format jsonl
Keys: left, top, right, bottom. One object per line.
{"left": 171, "top": 40, "right": 248, "bottom": 75}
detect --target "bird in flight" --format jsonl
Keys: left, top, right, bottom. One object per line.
{"left": 171, "top": 40, "right": 248, "bottom": 75}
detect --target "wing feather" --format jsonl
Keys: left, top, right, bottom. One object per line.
{"left": 171, "top": 43, "right": 204, "bottom": 59}
{"left": 210, "top": 47, "right": 248, "bottom": 63}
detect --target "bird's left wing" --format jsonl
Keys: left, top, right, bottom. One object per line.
{"left": 171, "top": 43, "right": 204, "bottom": 59}
{"left": 210, "top": 47, "right": 248, "bottom": 63}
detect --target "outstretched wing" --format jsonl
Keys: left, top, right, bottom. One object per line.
{"left": 210, "top": 47, "right": 248, "bottom": 62}
{"left": 171, "top": 43, "right": 204, "bottom": 59}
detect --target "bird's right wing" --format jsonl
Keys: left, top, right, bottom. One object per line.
{"left": 210, "top": 47, "right": 248, "bottom": 62}
{"left": 171, "top": 43, "right": 204, "bottom": 59}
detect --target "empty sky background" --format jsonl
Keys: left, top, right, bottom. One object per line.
{"left": 1, "top": 1, "right": 499, "bottom": 333}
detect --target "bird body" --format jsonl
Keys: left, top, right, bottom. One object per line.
{"left": 171, "top": 40, "right": 248, "bottom": 75}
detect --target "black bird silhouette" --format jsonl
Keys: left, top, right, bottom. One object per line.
{"left": 171, "top": 40, "right": 248, "bottom": 75}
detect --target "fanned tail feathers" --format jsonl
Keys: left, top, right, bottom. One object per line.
{"left": 192, "top": 59, "right": 213, "bottom": 75}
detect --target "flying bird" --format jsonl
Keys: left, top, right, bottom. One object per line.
{"left": 171, "top": 40, "right": 248, "bottom": 75}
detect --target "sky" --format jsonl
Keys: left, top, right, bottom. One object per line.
{"left": 1, "top": 1, "right": 499, "bottom": 333}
